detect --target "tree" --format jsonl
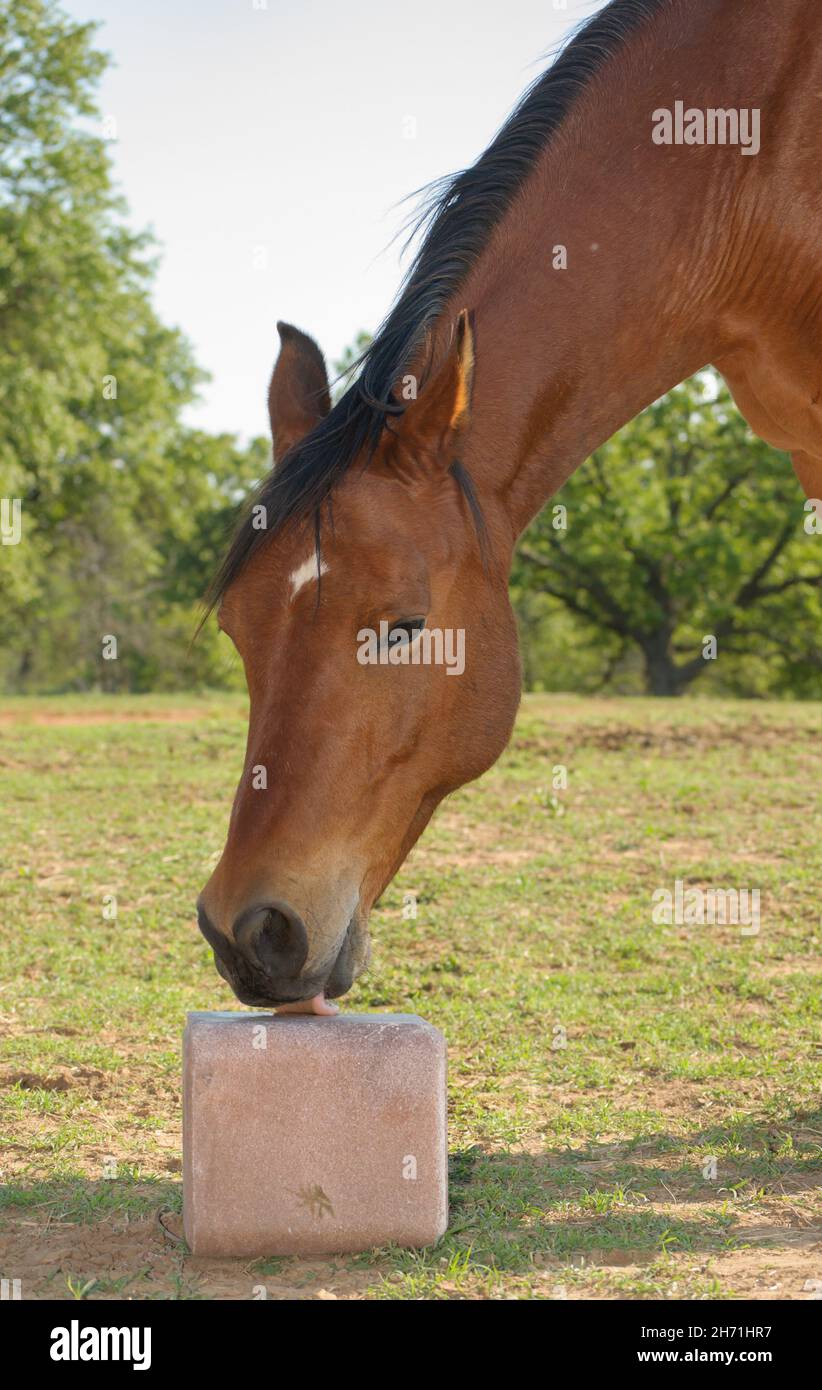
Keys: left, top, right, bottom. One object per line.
{"left": 512, "top": 373, "right": 822, "bottom": 697}
{"left": 0, "top": 0, "right": 270, "bottom": 692}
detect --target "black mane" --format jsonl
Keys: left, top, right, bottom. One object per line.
{"left": 208, "top": 0, "right": 669, "bottom": 607}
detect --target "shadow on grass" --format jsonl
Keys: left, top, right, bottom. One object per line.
{"left": 0, "top": 1174, "right": 181, "bottom": 1225}
{"left": 439, "top": 1103, "right": 822, "bottom": 1270}
{"left": 2, "top": 1104, "right": 819, "bottom": 1284}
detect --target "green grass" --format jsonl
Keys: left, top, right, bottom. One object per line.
{"left": 1, "top": 692, "right": 820, "bottom": 1300}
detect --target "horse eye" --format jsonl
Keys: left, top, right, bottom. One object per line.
{"left": 387, "top": 617, "right": 426, "bottom": 646}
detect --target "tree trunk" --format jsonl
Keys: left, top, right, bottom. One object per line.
{"left": 640, "top": 633, "right": 689, "bottom": 696}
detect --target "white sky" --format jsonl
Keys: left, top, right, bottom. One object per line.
{"left": 64, "top": 0, "right": 606, "bottom": 439}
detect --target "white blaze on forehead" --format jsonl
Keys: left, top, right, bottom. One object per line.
{"left": 289, "top": 552, "right": 328, "bottom": 599}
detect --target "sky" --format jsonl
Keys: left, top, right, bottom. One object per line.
{"left": 63, "top": 0, "right": 606, "bottom": 440}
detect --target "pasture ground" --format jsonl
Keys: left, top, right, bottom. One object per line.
{"left": 0, "top": 692, "right": 820, "bottom": 1301}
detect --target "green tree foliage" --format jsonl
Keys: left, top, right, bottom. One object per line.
{"left": 513, "top": 374, "right": 821, "bottom": 696}
{"left": 0, "top": 0, "right": 269, "bottom": 691}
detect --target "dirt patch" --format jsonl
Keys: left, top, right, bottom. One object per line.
{"left": 4, "top": 1200, "right": 818, "bottom": 1301}
{"left": 0, "top": 1206, "right": 386, "bottom": 1301}
{"left": 511, "top": 719, "right": 798, "bottom": 758}
{"left": 0, "top": 709, "right": 222, "bottom": 727}
{"left": 1, "top": 1067, "right": 110, "bottom": 1095}
{"left": 694, "top": 1246, "right": 822, "bottom": 1301}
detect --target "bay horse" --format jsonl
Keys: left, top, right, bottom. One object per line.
{"left": 197, "top": 0, "right": 822, "bottom": 1011}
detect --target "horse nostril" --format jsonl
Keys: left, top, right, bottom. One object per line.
{"left": 254, "top": 910, "right": 296, "bottom": 972}
{"left": 232, "top": 902, "right": 309, "bottom": 979}
{"left": 197, "top": 899, "right": 235, "bottom": 966}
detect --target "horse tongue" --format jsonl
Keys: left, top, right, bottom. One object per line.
{"left": 275, "top": 993, "right": 339, "bottom": 1016}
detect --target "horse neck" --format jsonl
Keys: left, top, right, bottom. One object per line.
{"left": 442, "top": 0, "right": 811, "bottom": 542}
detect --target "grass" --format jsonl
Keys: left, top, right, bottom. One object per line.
{"left": 0, "top": 692, "right": 820, "bottom": 1300}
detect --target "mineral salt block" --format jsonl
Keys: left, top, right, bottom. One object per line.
{"left": 183, "top": 1011, "right": 448, "bottom": 1257}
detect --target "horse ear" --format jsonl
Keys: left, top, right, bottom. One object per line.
{"left": 398, "top": 309, "right": 474, "bottom": 457}
{"left": 268, "top": 323, "right": 331, "bottom": 461}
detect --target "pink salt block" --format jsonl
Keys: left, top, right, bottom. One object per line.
{"left": 183, "top": 1010, "right": 448, "bottom": 1257}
